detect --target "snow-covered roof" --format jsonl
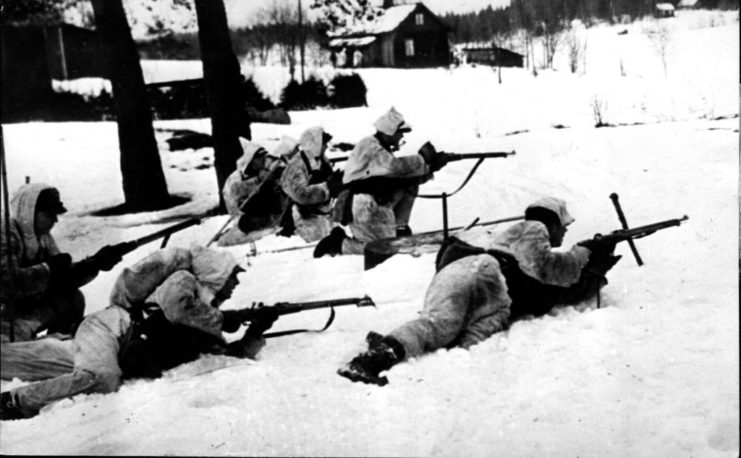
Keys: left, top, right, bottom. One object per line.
{"left": 655, "top": 3, "right": 676, "bottom": 10}
{"left": 328, "top": 4, "right": 417, "bottom": 37}
{"left": 328, "top": 36, "right": 377, "bottom": 48}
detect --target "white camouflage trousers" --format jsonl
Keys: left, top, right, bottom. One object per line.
{"left": 387, "top": 254, "right": 511, "bottom": 358}
{"left": 342, "top": 185, "right": 418, "bottom": 255}
{"left": 1, "top": 306, "right": 131, "bottom": 416}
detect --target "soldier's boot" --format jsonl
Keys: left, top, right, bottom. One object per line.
{"left": 1, "top": 391, "right": 27, "bottom": 421}
{"left": 313, "top": 227, "right": 347, "bottom": 258}
{"left": 396, "top": 225, "right": 413, "bottom": 237}
{"left": 337, "top": 335, "right": 406, "bottom": 386}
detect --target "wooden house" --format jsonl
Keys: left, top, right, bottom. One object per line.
{"left": 654, "top": 3, "right": 676, "bottom": 17}
{"left": 327, "top": 1, "right": 453, "bottom": 68}
{"left": 459, "top": 45, "right": 524, "bottom": 68}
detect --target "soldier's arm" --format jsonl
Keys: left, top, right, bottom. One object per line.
{"left": 281, "top": 160, "right": 331, "bottom": 205}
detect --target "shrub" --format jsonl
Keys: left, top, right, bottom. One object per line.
{"left": 329, "top": 73, "right": 367, "bottom": 108}
{"left": 242, "top": 77, "right": 275, "bottom": 111}
{"left": 280, "top": 76, "right": 329, "bottom": 110}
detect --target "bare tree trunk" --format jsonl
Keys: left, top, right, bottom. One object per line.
{"left": 298, "top": 0, "right": 305, "bottom": 82}
{"left": 90, "top": 0, "right": 171, "bottom": 211}
{"left": 193, "top": 0, "right": 249, "bottom": 213}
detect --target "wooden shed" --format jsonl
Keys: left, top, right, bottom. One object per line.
{"left": 459, "top": 45, "right": 524, "bottom": 68}
{"left": 327, "top": 1, "right": 453, "bottom": 68}
{"left": 1, "top": 23, "right": 105, "bottom": 120}
{"left": 654, "top": 3, "right": 676, "bottom": 17}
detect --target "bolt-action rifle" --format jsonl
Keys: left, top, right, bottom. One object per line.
{"left": 328, "top": 151, "right": 515, "bottom": 165}
{"left": 240, "top": 295, "right": 376, "bottom": 338}
{"left": 441, "top": 151, "right": 516, "bottom": 161}
{"left": 82, "top": 217, "right": 201, "bottom": 272}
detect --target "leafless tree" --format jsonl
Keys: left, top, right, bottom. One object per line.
{"left": 565, "top": 28, "right": 587, "bottom": 73}
{"left": 263, "top": 0, "right": 300, "bottom": 80}
{"left": 644, "top": 20, "right": 672, "bottom": 79}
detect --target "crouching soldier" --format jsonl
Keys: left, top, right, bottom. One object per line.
{"left": 218, "top": 137, "right": 299, "bottom": 246}
{"left": 279, "top": 126, "right": 344, "bottom": 242}
{"left": 313, "top": 107, "right": 449, "bottom": 258}
{"left": 0, "top": 246, "right": 278, "bottom": 420}
{"left": 337, "top": 197, "right": 621, "bottom": 385}
{"left": 1, "top": 184, "right": 122, "bottom": 343}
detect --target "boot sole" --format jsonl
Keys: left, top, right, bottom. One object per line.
{"left": 337, "top": 367, "right": 389, "bottom": 386}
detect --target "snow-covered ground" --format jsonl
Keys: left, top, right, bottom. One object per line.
{"left": 2, "top": 10, "right": 739, "bottom": 457}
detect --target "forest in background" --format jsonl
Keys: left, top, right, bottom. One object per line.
{"left": 137, "top": 0, "right": 738, "bottom": 74}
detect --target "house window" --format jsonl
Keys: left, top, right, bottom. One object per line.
{"left": 405, "top": 39, "right": 415, "bottom": 56}
{"left": 415, "top": 13, "right": 424, "bottom": 25}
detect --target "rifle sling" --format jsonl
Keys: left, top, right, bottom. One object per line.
{"left": 418, "top": 157, "right": 485, "bottom": 199}
{"left": 263, "top": 307, "right": 336, "bottom": 339}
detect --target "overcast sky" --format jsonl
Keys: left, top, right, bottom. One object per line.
{"left": 224, "top": 0, "right": 511, "bottom": 27}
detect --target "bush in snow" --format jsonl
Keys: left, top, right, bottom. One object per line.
{"left": 591, "top": 96, "right": 609, "bottom": 127}
{"left": 280, "top": 76, "right": 330, "bottom": 110}
{"left": 328, "top": 73, "right": 367, "bottom": 108}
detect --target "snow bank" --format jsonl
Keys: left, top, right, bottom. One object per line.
{"left": 1, "top": 11, "right": 738, "bottom": 457}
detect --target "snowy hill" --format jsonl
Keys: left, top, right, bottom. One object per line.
{"left": 1, "top": 10, "right": 738, "bottom": 457}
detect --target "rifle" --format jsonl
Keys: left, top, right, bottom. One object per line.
{"left": 85, "top": 217, "right": 201, "bottom": 269}
{"left": 207, "top": 162, "right": 285, "bottom": 247}
{"left": 588, "top": 215, "right": 689, "bottom": 257}
{"left": 441, "top": 151, "right": 516, "bottom": 162}
{"left": 244, "top": 295, "right": 376, "bottom": 338}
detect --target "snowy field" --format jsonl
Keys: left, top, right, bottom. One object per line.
{"left": 1, "top": 10, "right": 739, "bottom": 457}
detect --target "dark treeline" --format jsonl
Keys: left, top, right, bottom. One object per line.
{"left": 441, "top": 0, "right": 737, "bottom": 44}
{"left": 138, "top": 23, "right": 323, "bottom": 63}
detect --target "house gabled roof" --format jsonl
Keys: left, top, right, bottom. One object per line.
{"left": 328, "top": 2, "right": 452, "bottom": 38}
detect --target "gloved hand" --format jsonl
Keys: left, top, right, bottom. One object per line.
{"left": 326, "top": 170, "right": 344, "bottom": 198}
{"left": 69, "top": 258, "right": 100, "bottom": 287}
{"left": 92, "top": 245, "right": 124, "bottom": 271}
{"left": 245, "top": 306, "right": 280, "bottom": 336}
{"left": 418, "top": 141, "right": 438, "bottom": 163}
{"left": 226, "top": 333, "right": 266, "bottom": 359}
{"left": 46, "top": 254, "right": 72, "bottom": 288}
{"left": 220, "top": 309, "right": 245, "bottom": 333}
{"left": 578, "top": 236, "right": 618, "bottom": 257}
{"left": 584, "top": 254, "right": 622, "bottom": 278}
{"left": 428, "top": 152, "right": 449, "bottom": 172}
{"left": 417, "top": 141, "right": 448, "bottom": 172}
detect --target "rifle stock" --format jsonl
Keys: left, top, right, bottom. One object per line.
{"left": 596, "top": 215, "right": 689, "bottom": 243}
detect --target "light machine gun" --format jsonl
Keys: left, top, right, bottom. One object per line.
{"left": 584, "top": 192, "right": 689, "bottom": 267}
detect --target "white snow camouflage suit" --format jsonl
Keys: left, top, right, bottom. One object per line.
{"left": 339, "top": 134, "right": 432, "bottom": 254}
{"left": 280, "top": 127, "right": 335, "bottom": 242}
{"left": 0, "top": 183, "right": 89, "bottom": 342}
{"left": 0, "top": 246, "right": 237, "bottom": 417}
{"left": 220, "top": 142, "right": 288, "bottom": 246}
{"left": 388, "top": 220, "right": 590, "bottom": 358}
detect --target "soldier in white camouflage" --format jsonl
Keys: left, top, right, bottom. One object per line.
{"left": 338, "top": 197, "right": 621, "bottom": 386}
{"left": 313, "top": 107, "right": 449, "bottom": 257}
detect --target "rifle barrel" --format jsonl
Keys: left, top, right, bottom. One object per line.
{"left": 275, "top": 296, "right": 374, "bottom": 315}
{"left": 328, "top": 156, "right": 349, "bottom": 164}
{"left": 606, "top": 215, "right": 689, "bottom": 240}
{"left": 131, "top": 217, "right": 201, "bottom": 248}
{"left": 444, "top": 151, "right": 515, "bottom": 162}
